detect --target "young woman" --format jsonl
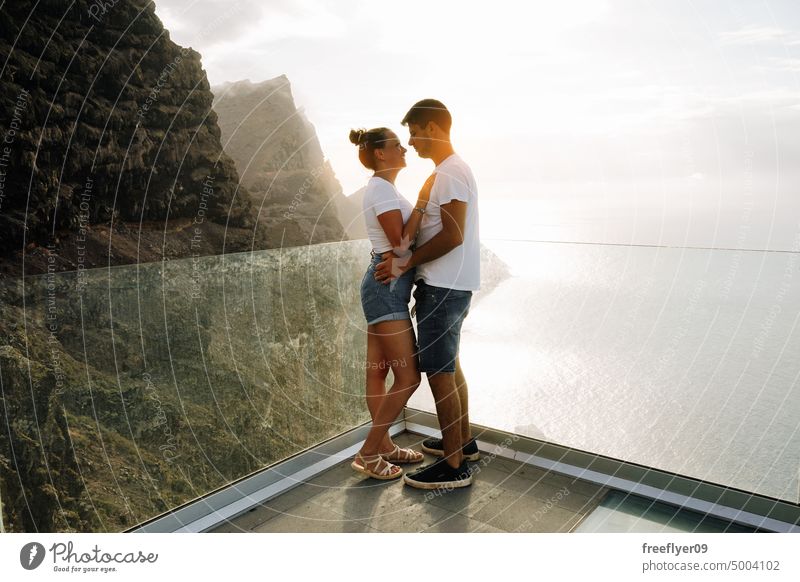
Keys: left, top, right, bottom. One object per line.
{"left": 348, "top": 127, "right": 433, "bottom": 479}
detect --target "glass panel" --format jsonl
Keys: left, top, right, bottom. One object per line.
{"left": 4, "top": 237, "right": 797, "bottom": 532}
{"left": 575, "top": 491, "right": 760, "bottom": 533}
{"left": 0, "top": 240, "right": 372, "bottom": 532}
{"left": 410, "top": 240, "right": 800, "bottom": 504}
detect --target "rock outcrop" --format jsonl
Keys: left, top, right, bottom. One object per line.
{"left": 0, "top": 0, "right": 256, "bottom": 275}
{"left": 335, "top": 186, "right": 368, "bottom": 240}
{"left": 212, "top": 77, "right": 347, "bottom": 246}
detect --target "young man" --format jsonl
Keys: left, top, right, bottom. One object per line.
{"left": 374, "top": 99, "right": 480, "bottom": 489}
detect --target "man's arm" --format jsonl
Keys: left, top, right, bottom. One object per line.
{"left": 374, "top": 199, "right": 467, "bottom": 283}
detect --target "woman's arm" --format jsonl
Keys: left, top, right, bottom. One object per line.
{"left": 376, "top": 210, "right": 404, "bottom": 250}
{"left": 376, "top": 174, "right": 435, "bottom": 253}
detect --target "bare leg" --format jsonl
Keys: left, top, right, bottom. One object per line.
{"left": 454, "top": 356, "right": 472, "bottom": 444}
{"left": 359, "top": 319, "right": 421, "bottom": 456}
{"left": 427, "top": 372, "right": 464, "bottom": 469}
{"left": 365, "top": 325, "right": 394, "bottom": 452}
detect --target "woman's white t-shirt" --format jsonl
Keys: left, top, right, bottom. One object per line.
{"left": 362, "top": 177, "right": 413, "bottom": 253}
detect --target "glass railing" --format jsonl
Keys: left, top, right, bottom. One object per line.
{"left": 2, "top": 237, "right": 797, "bottom": 533}
{"left": 410, "top": 239, "right": 800, "bottom": 504}
{"left": 0, "top": 240, "right": 374, "bottom": 532}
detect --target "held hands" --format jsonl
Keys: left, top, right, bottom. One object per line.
{"left": 375, "top": 230, "right": 414, "bottom": 284}
{"left": 374, "top": 251, "right": 411, "bottom": 285}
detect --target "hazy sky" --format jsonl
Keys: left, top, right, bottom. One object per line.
{"left": 154, "top": 1, "right": 800, "bottom": 248}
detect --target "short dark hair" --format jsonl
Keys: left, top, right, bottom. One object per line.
{"left": 401, "top": 99, "right": 451, "bottom": 133}
{"left": 349, "top": 127, "right": 391, "bottom": 170}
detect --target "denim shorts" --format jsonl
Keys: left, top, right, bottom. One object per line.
{"left": 413, "top": 280, "right": 472, "bottom": 374}
{"left": 360, "top": 253, "right": 415, "bottom": 325}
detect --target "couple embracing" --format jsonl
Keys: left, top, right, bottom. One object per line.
{"left": 349, "top": 99, "right": 480, "bottom": 489}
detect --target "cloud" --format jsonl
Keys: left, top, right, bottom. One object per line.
{"left": 767, "top": 57, "right": 800, "bottom": 72}
{"left": 718, "top": 26, "right": 793, "bottom": 45}
{"left": 155, "top": 0, "right": 264, "bottom": 46}
{"left": 714, "top": 88, "right": 800, "bottom": 109}
{"left": 155, "top": 0, "right": 346, "bottom": 48}
{"left": 364, "top": 0, "right": 611, "bottom": 57}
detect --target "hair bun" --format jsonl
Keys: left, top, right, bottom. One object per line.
{"left": 349, "top": 128, "right": 366, "bottom": 146}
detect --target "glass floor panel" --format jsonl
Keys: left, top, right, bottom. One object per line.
{"left": 575, "top": 490, "right": 761, "bottom": 533}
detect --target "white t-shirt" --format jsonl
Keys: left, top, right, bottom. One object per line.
{"left": 415, "top": 154, "right": 480, "bottom": 291}
{"left": 362, "top": 176, "right": 413, "bottom": 253}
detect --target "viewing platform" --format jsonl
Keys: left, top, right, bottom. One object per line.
{"left": 135, "top": 411, "right": 784, "bottom": 534}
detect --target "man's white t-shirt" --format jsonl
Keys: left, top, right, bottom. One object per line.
{"left": 415, "top": 154, "right": 480, "bottom": 291}
{"left": 362, "top": 176, "right": 413, "bottom": 254}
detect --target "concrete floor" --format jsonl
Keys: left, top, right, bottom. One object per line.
{"left": 211, "top": 432, "right": 610, "bottom": 533}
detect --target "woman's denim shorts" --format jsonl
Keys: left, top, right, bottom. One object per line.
{"left": 360, "top": 253, "right": 415, "bottom": 325}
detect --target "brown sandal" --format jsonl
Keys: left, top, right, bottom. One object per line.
{"left": 381, "top": 445, "right": 424, "bottom": 464}
{"left": 351, "top": 452, "right": 402, "bottom": 480}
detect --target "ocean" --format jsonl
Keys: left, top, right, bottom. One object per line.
{"left": 408, "top": 239, "right": 800, "bottom": 503}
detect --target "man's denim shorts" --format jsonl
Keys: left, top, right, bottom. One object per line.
{"left": 413, "top": 280, "right": 472, "bottom": 374}
{"left": 360, "top": 253, "right": 415, "bottom": 325}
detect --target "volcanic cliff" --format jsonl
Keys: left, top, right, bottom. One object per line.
{"left": 0, "top": 0, "right": 257, "bottom": 276}
{"left": 211, "top": 77, "right": 348, "bottom": 246}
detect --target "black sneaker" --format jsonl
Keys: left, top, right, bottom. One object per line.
{"left": 421, "top": 437, "right": 480, "bottom": 461}
{"left": 403, "top": 458, "right": 472, "bottom": 489}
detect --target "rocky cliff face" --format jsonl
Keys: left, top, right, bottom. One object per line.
{"left": 0, "top": 0, "right": 256, "bottom": 275}
{"left": 211, "top": 77, "right": 347, "bottom": 246}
